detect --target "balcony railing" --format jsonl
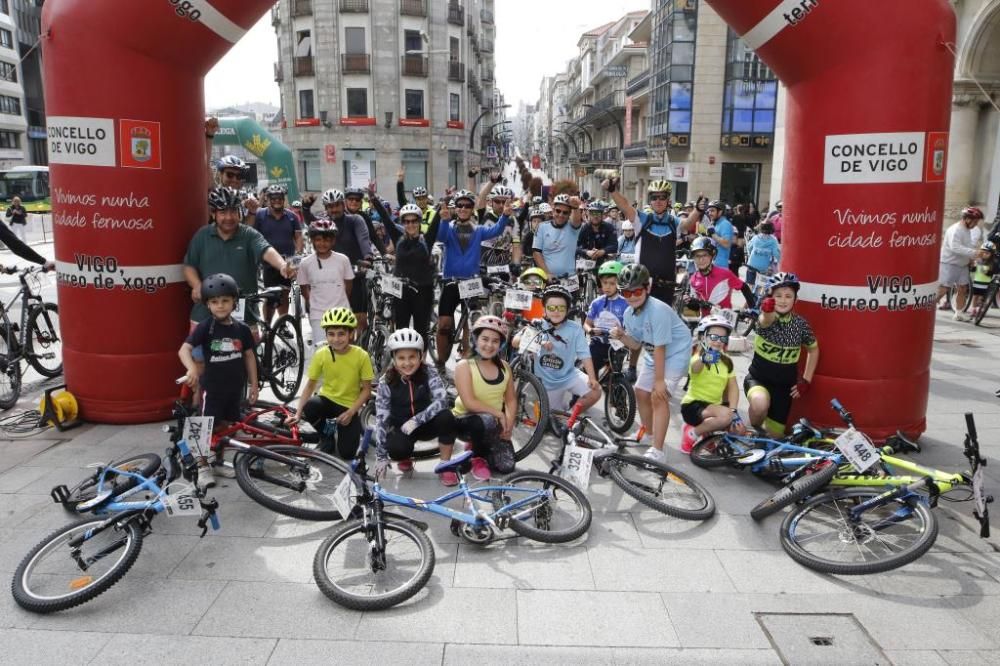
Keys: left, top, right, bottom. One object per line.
{"left": 273, "top": 62, "right": 283, "bottom": 82}
{"left": 591, "top": 147, "right": 620, "bottom": 163}
{"left": 575, "top": 151, "right": 591, "bottom": 163}
{"left": 293, "top": 56, "right": 314, "bottom": 77}
{"left": 342, "top": 53, "right": 371, "bottom": 74}
{"left": 447, "top": 3, "right": 464, "bottom": 25}
{"left": 448, "top": 61, "right": 465, "bottom": 82}
{"left": 481, "top": 39, "right": 494, "bottom": 53}
{"left": 401, "top": 54, "right": 428, "bottom": 77}
{"left": 480, "top": 68, "right": 493, "bottom": 83}
{"left": 400, "top": 0, "right": 426, "bottom": 17}
{"left": 623, "top": 140, "right": 648, "bottom": 159}
{"left": 292, "top": 0, "right": 312, "bottom": 17}
{"left": 480, "top": 8, "right": 494, "bottom": 23}
{"left": 592, "top": 90, "right": 626, "bottom": 113}
{"left": 340, "top": 0, "right": 368, "bottom": 11}
{"left": 626, "top": 69, "right": 650, "bottom": 95}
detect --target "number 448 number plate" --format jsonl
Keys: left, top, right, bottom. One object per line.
{"left": 834, "top": 427, "right": 879, "bottom": 473}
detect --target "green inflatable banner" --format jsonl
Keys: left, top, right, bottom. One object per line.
{"left": 213, "top": 116, "right": 299, "bottom": 201}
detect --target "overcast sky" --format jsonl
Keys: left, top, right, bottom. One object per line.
{"left": 204, "top": 0, "right": 649, "bottom": 112}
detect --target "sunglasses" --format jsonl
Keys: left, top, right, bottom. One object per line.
{"left": 649, "top": 194, "right": 669, "bottom": 202}
{"left": 545, "top": 304, "right": 568, "bottom": 313}
{"left": 553, "top": 207, "right": 571, "bottom": 216}
{"left": 622, "top": 287, "right": 646, "bottom": 298}
{"left": 492, "top": 198, "right": 508, "bottom": 204}
{"left": 222, "top": 171, "right": 243, "bottom": 180}
{"left": 402, "top": 218, "right": 421, "bottom": 224}
{"left": 705, "top": 333, "right": 730, "bottom": 343}
{"left": 454, "top": 203, "right": 474, "bottom": 209}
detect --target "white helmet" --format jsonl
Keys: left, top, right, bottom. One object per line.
{"left": 399, "top": 203, "right": 422, "bottom": 220}
{"left": 621, "top": 220, "right": 634, "bottom": 232}
{"left": 412, "top": 186, "right": 428, "bottom": 198}
{"left": 696, "top": 314, "right": 734, "bottom": 336}
{"left": 322, "top": 189, "right": 345, "bottom": 204}
{"left": 490, "top": 185, "right": 513, "bottom": 199}
{"left": 552, "top": 193, "right": 571, "bottom": 206}
{"left": 387, "top": 328, "right": 424, "bottom": 353}
{"left": 538, "top": 203, "right": 553, "bottom": 214}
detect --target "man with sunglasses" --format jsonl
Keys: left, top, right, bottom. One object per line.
{"left": 344, "top": 186, "right": 389, "bottom": 258}
{"left": 395, "top": 166, "right": 435, "bottom": 233}
{"left": 254, "top": 184, "right": 303, "bottom": 323}
{"left": 610, "top": 263, "right": 692, "bottom": 463}
{"left": 212, "top": 154, "right": 257, "bottom": 224}
{"left": 532, "top": 193, "right": 584, "bottom": 279}
{"left": 478, "top": 183, "right": 519, "bottom": 263}
{"left": 604, "top": 178, "right": 691, "bottom": 305}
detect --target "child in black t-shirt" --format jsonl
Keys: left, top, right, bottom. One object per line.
{"left": 179, "top": 273, "right": 257, "bottom": 487}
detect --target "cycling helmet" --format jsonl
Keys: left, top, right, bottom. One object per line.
{"left": 607, "top": 202, "right": 619, "bottom": 211}
{"left": 321, "top": 307, "right": 358, "bottom": 329}
{"left": 768, "top": 271, "right": 801, "bottom": 295}
{"left": 647, "top": 180, "right": 672, "bottom": 194}
{"left": 452, "top": 189, "right": 475, "bottom": 206}
{"left": 962, "top": 206, "right": 984, "bottom": 220}
{"left": 208, "top": 186, "right": 243, "bottom": 211}
{"left": 982, "top": 241, "right": 996, "bottom": 252}
{"left": 471, "top": 314, "right": 509, "bottom": 339}
{"left": 448, "top": 198, "right": 456, "bottom": 209}
{"left": 541, "top": 284, "right": 573, "bottom": 306}
{"left": 597, "top": 260, "right": 624, "bottom": 277}
{"left": 538, "top": 203, "right": 553, "bottom": 215}
{"left": 587, "top": 201, "right": 604, "bottom": 212}
{"left": 707, "top": 199, "right": 726, "bottom": 211}
{"left": 412, "top": 186, "right": 428, "bottom": 198}
{"left": 519, "top": 266, "right": 548, "bottom": 288}
{"left": 490, "top": 185, "right": 513, "bottom": 199}
{"left": 759, "top": 221, "right": 775, "bottom": 234}
{"left": 696, "top": 314, "right": 734, "bottom": 336}
{"left": 265, "top": 184, "right": 287, "bottom": 198}
{"left": 322, "top": 189, "right": 345, "bottom": 205}
{"left": 617, "top": 263, "right": 651, "bottom": 291}
{"left": 308, "top": 219, "right": 337, "bottom": 236}
{"left": 387, "top": 327, "right": 424, "bottom": 353}
{"left": 216, "top": 155, "right": 246, "bottom": 172}
{"left": 775, "top": 200, "right": 783, "bottom": 209}
{"left": 399, "top": 203, "right": 422, "bottom": 221}
{"left": 344, "top": 186, "right": 365, "bottom": 199}
{"left": 532, "top": 196, "right": 543, "bottom": 205}
{"left": 621, "top": 220, "right": 634, "bottom": 232}
{"left": 690, "top": 236, "right": 718, "bottom": 256}
{"left": 200, "top": 273, "right": 239, "bottom": 300}
{"left": 552, "top": 193, "right": 571, "bottom": 207}
{"left": 291, "top": 200, "right": 302, "bottom": 208}
{"left": 528, "top": 206, "right": 543, "bottom": 220}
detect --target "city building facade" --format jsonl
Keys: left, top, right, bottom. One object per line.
{"left": 0, "top": 0, "right": 27, "bottom": 168}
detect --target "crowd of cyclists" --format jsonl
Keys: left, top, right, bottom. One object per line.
{"left": 181, "top": 144, "right": 998, "bottom": 489}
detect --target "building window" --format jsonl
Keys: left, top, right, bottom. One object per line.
{"left": 449, "top": 93, "right": 460, "bottom": 122}
{"left": 298, "top": 89, "right": 314, "bottom": 119}
{"left": 299, "top": 148, "right": 321, "bottom": 191}
{"left": 0, "top": 130, "right": 20, "bottom": 149}
{"left": 295, "top": 30, "right": 312, "bottom": 57}
{"left": 347, "top": 88, "right": 368, "bottom": 117}
{"left": 0, "top": 29, "right": 11, "bottom": 49}
{"left": 0, "top": 1, "right": 8, "bottom": 16}
{"left": 344, "top": 27, "right": 365, "bottom": 54}
{"left": 649, "top": 0, "right": 697, "bottom": 145}
{"left": 449, "top": 37, "right": 460, "bottom": 62}
{"left": 0, "top": 61, "right": 16, "bottom": 83}
{"left": 720, "top": 29, "right": 777, "bottom": 148}
{"left": 403, "top": 30, "right": 422, "bottom": 54}
{"left": 0, "top": 94, "right": 19, "bottom": 115}
{"left": 405, "top": 89, "right": 424, "bottom": 119}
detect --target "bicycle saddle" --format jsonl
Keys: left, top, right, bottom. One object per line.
{"left": 433, "top": 450, "right": 474, "bottom": 474}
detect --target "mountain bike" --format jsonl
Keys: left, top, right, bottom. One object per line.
{"left": 17, "top": 431, "right": 219, "bottom": 613}
{"left": 0, "top": 265, "right": 62, "bottom": 409}
{"left": 244, "top": 287, "right": 304, "bottom": 402}
{"left": 428, "top": 272, "right": 507, "bottom": 363}
{"left": 548, "top": 403, "right": 715, "bottom": 520}
{"left": 361, "top": 268, "right": 420, "bottom": 375}
{"left": 312, "top": 429, "right": 592, "bottom": 610}
{"left": 779, "top": 410, "right": 992, "bottom": 575}
{"left": 586, "top": 330, "right": 636, "bottom": 433}
{"left": 973, "top": 272, "right": 999, "bottom": 326}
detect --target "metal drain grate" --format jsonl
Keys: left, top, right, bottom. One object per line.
{"left": 756, "top": 613, "right": 890, "bottom": 665}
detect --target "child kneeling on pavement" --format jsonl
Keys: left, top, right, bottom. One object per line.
{"left": 680, "top": 314, "right": 742, "bottom": 453}
{"left": 448, "top": 315, "right": 519, "bottom": 486}
{"left": 373, "top": 328, "right": 456, "bottom": 479}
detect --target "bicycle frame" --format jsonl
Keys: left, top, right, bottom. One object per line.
{"left": 211, "top": 405, "right": 306, "bottom": 448}
{"left": 0, "top": 268, "right": 51, "bottom": 361}
{"left": 831, "top": 454, "right": 965, "bottom": 494}
{"left": 371, "top": 479, "right": 554, "bottom": 529}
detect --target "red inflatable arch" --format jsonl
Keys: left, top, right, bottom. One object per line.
{"left": 44, "top": 0, "right": 955, "bottom": 433}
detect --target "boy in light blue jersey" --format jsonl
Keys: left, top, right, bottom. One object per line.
{"left": 514, "top": 284, "right": 601, "bottom": 413}
{"left": 532, "top": 193, "right": 584, "bottom": 278}
{"left": 611, "top": 263, "right": 692, "bottom": 462}
{"left": 584, "top": 260, "right": 630, "bottom": 370}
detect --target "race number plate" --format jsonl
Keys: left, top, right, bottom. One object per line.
{"left": 162, "top": 482, "right": 199, "bottom": 518}
{"left": 560, "top": 444, "right": 594, "bottom": 489}
{"left": 718, "top": 309, "right": 738, "bottom": 328}
{"left": 561, "top": 274, "right": 580, "bottom": 292}
{"left": 834, "top": 427, "right": 879, "bottom": 473}
{"left": 232, "top": 299, "right": 247, "bottom": 322}
{"left": 576, "top": 259, "right": 596, "bottom": 271}
{"left": 519, "top": 326, "right": 541, "bottom": 355}
{"left": 619, "top": 253, "right": 636, "bottom": 264}
{"left": 458, "top": 278, "right": 486, "bottom": 299}
{"left": 331, "top": 473, "right": 355, "bottom": 521}
{"left": 182, "top": 416, "right": 214, "bottom": 459}
{"left": 504, "top": 289, "right": 533, "bottom": 310}
{"left": 487, "top": 264, "right": 510, "bottom": 275}
{"left": 382, "top": 275, "right": 404, "bottom": 298}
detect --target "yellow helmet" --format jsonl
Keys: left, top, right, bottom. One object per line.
{"left": 321, "top": 307, "right": 357, "bottom": 329}
{"left": 647, "top": 180, "right": 672, "bottom": 195}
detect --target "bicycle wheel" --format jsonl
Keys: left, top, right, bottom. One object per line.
{"left": 235, "top": 445, "right": 351, "bottom": 520}
{"left": 426, "top": 312, "right": 440, "bottom": 364}
{"left": 12, "top": 517, "right": 143, "bottom": 613}
{"left": 367, "top": 326, "right": 389, "bottom": 375}
{"left": 750, "top": 458, "right": 838, "bottom": 521}
{"left": 267, "top": 315, "right": 304, "bottom": 403}
{"left": 974, "top": 281, "right": 997, "bottom": 326}
{"left": 500, "top": 471, "right": 592, "bottom": 543}
{"left": 25, "top": 303, "right": 62, "bottom": 378}
{"left": 510, "top": 367, "right": 549, "bottom": 461}
{"left": 689, "top": 434, "right": 755, "bottom": 469}
{"left": 603, "top": 374, "right": 636, "bottom": 434}
{"left": 59, "top": 453, "right": 162, "bottom": 513}
{"left": 609, "top": 454, "right": 716, "bottom": 520}
{"left": 313, "top": 516, "right": 435, "bottom": 611}
{"left": 0, "top": 316, "right": 21, "bottom": 410}
{"left": 780, "top": 488, "right": 939, "bottom": 575}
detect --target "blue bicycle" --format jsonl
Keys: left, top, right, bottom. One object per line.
{"left": 12, "top": 429, "right": 220, "bottom": 613}
{"left": 313, "top": 429, "right": 592, "bottom": 610}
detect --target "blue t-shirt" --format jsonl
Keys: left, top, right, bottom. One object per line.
{"left": 533, "top": 319, "right": 591, "bottom": 390}
{"left": 254, "top": 208, "right": 301, "bottom": 257}
{"left": 623, "top": 296, "right": 692, "bottom": 374}
{"left": 712, "top": 217, "right": 734, "bottom": 268}
{"left": 533, "top": 222, "right": 583, "bottom": 277}
{"left": 438, "top": 215, "right": 510, "bottom": 278}
{"left": 586, "top": 294, "right": 629, "bottom": 330}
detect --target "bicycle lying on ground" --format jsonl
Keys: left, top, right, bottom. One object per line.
{"left": 312, "top": 429, "right": 592, "bottom": 610}
{"left": 0, "top": 265, "right": 62, "bottom": 409}
{"left": 15, "top": 426, "right": 219, "bottom": 613}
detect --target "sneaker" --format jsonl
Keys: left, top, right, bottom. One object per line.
{"left": 643, "top": 447, "right": 666, "bottom": 463}
{"left": 470, "top": 456, "right": 491, "bottom": 481}
{"left": 953, "top": 311, "right": 971, "bottom": 322}
{"left": 397, "top": 458, "right": 414, "bottom": 473}
{"left": 439, "top": 471, "right": 459, "bottom": 487}
{"left": 211, "top": 461, "right": 236, "bottom": 479}
{"left": 195, "top": 457, "right": 216, "bottom": 490}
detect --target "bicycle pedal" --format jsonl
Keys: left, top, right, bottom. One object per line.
{"left": 50, "top": 484, "right": 71, "bottom": 504}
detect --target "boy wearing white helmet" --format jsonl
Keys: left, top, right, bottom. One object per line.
{"left": 618, "top": 220, "right": 637, "bottom": 257}
{"left": 680, "top": 314, "right": 741, "bottom": 453}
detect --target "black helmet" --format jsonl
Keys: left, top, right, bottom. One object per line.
{"left": 690, "top": 236, "right": 717, "bottom": 256}
{"left": 200, "top": 273, "right": 239, "bottom": 300}
{"left": 208, "top": 186, "right": 243, "bottom": 212}
{"left": 617, "top": 263, "right": 651, "bottom": 291}
{"left": 541, "top": 284, "right": 573, "bottom": 306}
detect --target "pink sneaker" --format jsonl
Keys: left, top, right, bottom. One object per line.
{"left": 681, "top": 424, "right": 696, "bottom": 454}
{"left": 439, "top": 471, "right": 459, "bottom": 486}
{"left": 470, "top": 456, "right": 491, "bottom": 481}
{"left": 397, "top": 459, "right": 414, "bottom": 473}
